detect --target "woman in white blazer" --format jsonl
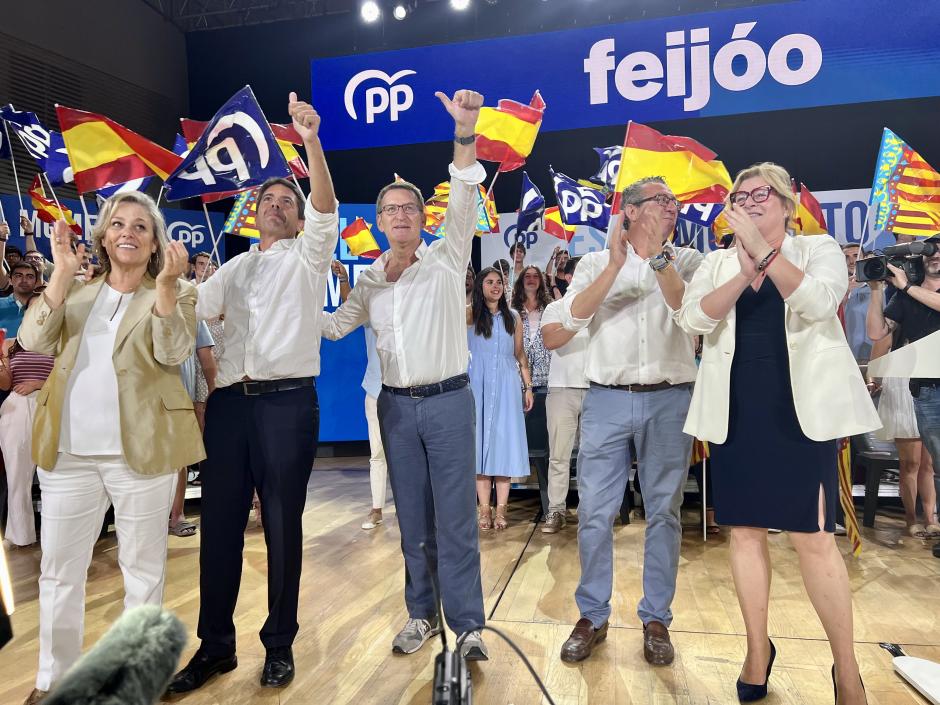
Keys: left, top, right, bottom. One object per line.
{"left": 676, "top": 163, "right": 879, "bottom": 705}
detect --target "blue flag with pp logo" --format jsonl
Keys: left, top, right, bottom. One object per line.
{"left": 678, "top": 202, "right": 723, "bottom": 228}
{"left": 517, "top": 171, "right": 545, "bottom": 233}
{"left": 163, "top": 86, "right": 290, "bottom": 201}
{"left": 0, "top": 122, "right": 11, "bottom": 160}
{"left": 592, "top": 146, "right": 621, "bottom": 191}
{"left": 0, "top": 104, "right": 52, "bottom": 167}
{"left": 45, "top": 131, "right": 74, "bottom": 186}
{"left": 552, "top": 169, "right": 610, "bottom": 230}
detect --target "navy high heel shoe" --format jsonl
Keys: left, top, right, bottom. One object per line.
{"left": 832, "top": 664, "right": 868, "bottom": 704}
{"left": 736, "top": 639, "right": 776, "bottom": 702}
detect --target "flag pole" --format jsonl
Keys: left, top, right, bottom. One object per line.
{"left": 77, "top": 192, "right": 92, "bottom": 241}
{"left": 41, "top": 172, "right": 64, "bottom": 213}
{"left": 486, "top": 167, "right": 502, "bottom": 201}
{"left": 290, "top": 174, "right": 305, "bottom": 196}
{"left": 605, "top": 120, "right": 632, "bottom": 249}
{"left": 156, "top": 184, "right": 165, "bottom": 207}
{"left": 202, "top": 203, "right": 223, "bottom": 267}
{"left": 0, "top": 197, "right": 6, "bottom": 224}
{"left": 702, "top": 454, "right": 708, "bottom": 542}
{"left": 3, "top": 121, "right": 25, "bottom": 215}
{"left": 860, "top": 203, "right": 874, "bottom": 251}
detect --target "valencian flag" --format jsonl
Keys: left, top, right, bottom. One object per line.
{"left": 552, "top": 169, "right": 611, "bottom": 230}
{"left": 28, "top": 175, "right": 81, "bottom": 235}
{"left": 475, "top": 91, "right": 545, "bottom": 173}
{"left": 592, "top": 146, "right": 622, "bottom": 191}
{"left": 341, "top": 217, "right": 381, "bottom": 259}
{"left": 0, "top": 105, "right": 53, "bottom": 167}
{"left": 793, "top": 182, "right": 828, "bottom": 235}
{"left": 882, "top": 203, "right": 940, "bottom": 237}
{"left": 424, "top": 182, "right": 497, "bottom": 237}
{"left": 837, "top": 437, "right": 862, "bottom": 557}
{"left": 180, "top": 118, "right": 308, "bottom": 180}
{"left": 543, "top": 206, "right": 576, "bottom": 242}
{"left": 164, "top": 86, "right": 291, "bottom": 201}
{"left": 517, "top": 172, "right": 545, "bottom": 233}
{"left": 223, "top": 189, "right": 261, "bottom": 239}
{"left": 55, "top": 105, "right": 182, "bottom": 193}
{"left": 614, "top": 122, "right": 732, "bottom": 210}
{"left": 870, "top": 127, "right": 940, "bottom": 236}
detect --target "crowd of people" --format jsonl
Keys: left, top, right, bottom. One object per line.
{"left": 0, "top": 86, "right": 937, "bottom": 705}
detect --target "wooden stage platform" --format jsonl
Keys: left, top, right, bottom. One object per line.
{"left": 1, "top": 458, "right": 938, "bottom": 704}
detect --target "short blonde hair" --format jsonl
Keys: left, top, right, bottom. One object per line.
{"left": 93, "top": 191, "right": 168, "bottom": 279}
{"left": 729, "top": 162, "right": 798, "bottom": 224}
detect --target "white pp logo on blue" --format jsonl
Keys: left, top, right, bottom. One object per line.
{"left": 344, "top": 69, "right": 416, "bottom": 124}
{"left": 167, "top": 221, "right": 206, "bottom": 247}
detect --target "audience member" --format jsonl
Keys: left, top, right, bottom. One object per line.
{"left": 841, "top": 243, "right": 875, "bottom": 363}
{"left": 511, "top": 265, "right": 553, "bottom": 390}
{"left": 0, "top": 262, "right": 40, "bottom": 337}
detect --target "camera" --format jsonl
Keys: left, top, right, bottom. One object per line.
{"left": 855, "top": 240, "right": 939, "bottom": 285}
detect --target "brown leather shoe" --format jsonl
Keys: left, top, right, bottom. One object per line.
{"left": 23, "top": 689, "right": 48, "bottom": 705}
{"left": 643, "top": 621, "right": 674, "bottom": 665}
{"left": 560, "top": 618, "right": 608, "bottom": 663}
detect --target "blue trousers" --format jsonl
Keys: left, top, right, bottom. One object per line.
{"left": 377, "top": 385, "right": 485, "bottom": 634}
{"left": 913, "top": 384, "right": 940, "bottom": 517}
{"left": 575, "top": 385, "right": 693, "bottom": 628}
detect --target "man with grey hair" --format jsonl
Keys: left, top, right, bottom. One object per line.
{"left": 320, "top": 89, "right": 490, "bottom": 661}
{"left": 557, "top": 176, "right": 703, "bottom": 666}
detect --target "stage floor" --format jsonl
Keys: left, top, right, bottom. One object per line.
{"left": 2, "top": 457, "right": 938, "bottom": 704}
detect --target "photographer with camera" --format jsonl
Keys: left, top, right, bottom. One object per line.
{"left": 865, "top": 234, "right": 940, "bottom": 547}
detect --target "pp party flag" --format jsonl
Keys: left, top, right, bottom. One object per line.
{"left": 613, "top": 122, "right": 732, "bottom": 209}
{"left": 0, "top": 105, "right": 52, "bottom": 166}
{"left": 341, "top": 217, "right": 381, "bottom": 259}
{"left": 678, "top": 202, "right": 723, "bottom": 228}
{"left": 552, "top": 169, "right": 610, "bottom": 230}
{"left": 543, "top": 206, "right": 576, "bottom": 242}
{"left": 517, "top": 171, "right": 545, "bottom": 233}
{"left": 180, "top": 118, "right": 308, "bottom": 180}
{"left": 793, "top": 183, "right": 828, "bottom": 235}
{"left": 56, "top": 105, "right": 182, "bottom": 193}
{"left": 475, "top": 91, "right": 545, "bottom": 173}
{"left": 164, "top": 86, "right": 290, "bottom": 201}
{"left": 28, "top": 175, "right": 81, "bottom": 235}
{"left": 0, "top": 119, "right": 12, "bottom": 160}
{"left": 45, "top": 131, "right": 74, "bottom": 186}
{"left": 223, "top": 188, "right": 261, "bottom": 239}
{"left": 592, "top": 146, "right": 622, "bottom": 191}
{"left": 97, "top": 176, "right": 154, "bottom": 199}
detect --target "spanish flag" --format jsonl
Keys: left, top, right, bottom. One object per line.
{"left": 341, "top": 217, "right": 381, "bottom": 259}
{"left": 28, "top": 176, "right": 82, "bottom": 235}
{"left": 793, "top": 183, "right": 828, "bottom": 235}
{"left": 543, "top": 206, "right": 576, "bottom": 242}
{"left": 475, "top": 91, "right": 545, "bottom": 173}
{"left": 614, "top": 122, "right": 731, "bottom": 209}
{"left": 56, "top": 106, "right": 183, "bottom": 194}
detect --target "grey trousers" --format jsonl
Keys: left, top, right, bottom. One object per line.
{"left": 377, "top": 385, "right": 485, "bottom": 634}
{"left": 575, "top": 384, "right": 693, "bottom": 628}
{"left": 546, "top": 386, "right": 587, "bottom": 513}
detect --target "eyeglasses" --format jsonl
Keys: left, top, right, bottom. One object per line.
{"left": 729, "top": 185, "right": 774, "bottom": 207}
{"left": 633, "top": 193, "right": 680, "bottom": 210}
{"left": 379, "top": 203, "right": 422, "bottom": 216}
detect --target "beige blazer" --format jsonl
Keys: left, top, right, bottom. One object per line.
{"left": 17, "top": 275, "right": 206, "bottom": 475}
{"left": 675, "top": 234, "right": 881, "bottom": 444}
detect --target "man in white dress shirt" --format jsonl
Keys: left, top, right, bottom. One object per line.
{"left": 167, "top": 93, "right": 338, "bottom": 694}
{"left": 557, "top": 177, "right": 703, "bottom": 666}
{"left": 320, "top": 89, "right": 489, "bottom": 661}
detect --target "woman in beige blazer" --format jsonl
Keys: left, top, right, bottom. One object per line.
{"left": 17, "top": 192, "right": 205, "bottom": 705}
{"left": 676, "top": 164, "right": 878, "bottom": 705}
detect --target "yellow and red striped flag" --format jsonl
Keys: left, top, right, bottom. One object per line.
{"left": 222, "top": 189, "right": 261, "bottom": 239}
{"left": 56, "top": 106, "right": 183, "bottom": 194}
{"left": 837, "top": 437, "right": 862, "bottom": 557}
{"left": 613, "top": 122, "right": 731, "bottom": 210}
{"left": 690, "top": 439, "right": 710, "bottom": 465}
{"left": 341, "top": 217, "right": 381, "bottom": 259}
{"left": 475, "top": 91, "right": 545, "bottom": 173}
{"left": 28, "top": 176, "right": 82, "bottom": 235}
{"left": 543, "top": 206, "right": 576, "bottom": 242}
{"left": 793, "top": 182, "right": 828, "bottom": 235}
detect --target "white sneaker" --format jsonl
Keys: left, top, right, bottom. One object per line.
{"left": 392, "top": 617, "right": 441, "bottom": 654}
{"left": 834, "top": 523, "right": 848, "bottom": 536}
{"left": 361, "top": 510, "right": 383, "bottom": 530}
{"left": 459, "top": 630, "right": 489, "bottom": 661}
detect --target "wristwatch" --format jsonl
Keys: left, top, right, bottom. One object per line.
{"left": 454, "top": 133, "right": 476, "bottom": 145}
{"left": 902, "top": 282, "right": 914, "bottom": 294}
{"left": 648, "top": 249, "right": 674, "bottom": 272}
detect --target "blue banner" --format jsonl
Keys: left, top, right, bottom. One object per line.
{"left": 311, "top": 0, "right": 940, "bottom": 150}
{"left": 0, "top": 194, "right": 225, "bottom": 261}
{"left": 0, "top": 105, "right": 52, "bottom": 167}
{"left": 517, "top": 171, "right": 544, "bottom": 233}
{"left": 552, "top": 170, "right": 610, "bottom": 230}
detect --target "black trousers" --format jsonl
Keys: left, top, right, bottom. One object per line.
{"left": 196, "top": 384, "right": 319, "bottom": 655}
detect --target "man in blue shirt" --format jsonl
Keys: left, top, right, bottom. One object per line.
{"left": 0, "top": 261, "right": 39, "bottom": 337}
{"left": 842, "top": 243, "right": 875, "bottom": 362}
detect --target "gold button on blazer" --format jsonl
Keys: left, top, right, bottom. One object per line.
{"left": 17, "top": 275, "right": 207, "bottom": 476}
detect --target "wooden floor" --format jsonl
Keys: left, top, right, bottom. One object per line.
{"left": 1, "top": 457, "right": 938, "bottom": 704}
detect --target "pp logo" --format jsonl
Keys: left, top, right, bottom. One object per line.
{"left": 168, "top": 222, "right": 206, "bottom": 247}
{"left": 344, "top": 69, "right": 416, "bottom": 124}
{"left": 504, "top": 224, "right": 538, "bottom": 249}
{"left": 178, "top": 112, "right": 271, "bottom": 187}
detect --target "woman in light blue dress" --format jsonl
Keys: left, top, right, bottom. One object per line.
{"left": 467, "top": 267, "right": 534, "bottom": 531}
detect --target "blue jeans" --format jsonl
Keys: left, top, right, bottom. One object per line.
{"left": 575, "top": 384, "right": 693, "bottom": 628}
{"left": 913, "top": 384, "right": 940, "bottom": 516}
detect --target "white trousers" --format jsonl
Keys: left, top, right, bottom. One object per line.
{"left": 0, "top": 391, "right": 38, "bottom": 546}
{"left": 546, "top": 387, "right": 587, "bottom": 513}
{"left": 35, "top": 453, "right": 177, "bottom": 690}
{"left": 365, "top": 395, "right": 389, "bottom": 509}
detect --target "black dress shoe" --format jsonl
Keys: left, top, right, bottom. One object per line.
{"left": 260, "top": 646, "right": 294, "bottom": 688}
{"left": 164, "top": 649, "right": 237, "bottom": 695}
{"left": 736, "top": 639, "right": 776, "bottom": 702}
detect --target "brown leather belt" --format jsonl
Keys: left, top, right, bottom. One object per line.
{"left": 590, "top": 381, "right": 682, "bottom": 393}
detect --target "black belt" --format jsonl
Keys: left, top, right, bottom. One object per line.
{"left": 230, "top": 377, "right": 315, "bottom": 396}
{"left": 590, "top": 381, "right": 682, "bottom": 393}
{"left": 383, "top": 374, "right": 469, "bottom": 399}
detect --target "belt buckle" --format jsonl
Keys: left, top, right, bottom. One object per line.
{"left": 243, "top": 381, "right": 262, "bottom": 396}
{"left": 409, "top": 386, "right": 423, "bottom": 399}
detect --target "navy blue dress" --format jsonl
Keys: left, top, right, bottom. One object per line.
{"left": 708, "top": 278, "right": 837, "bottom": 533}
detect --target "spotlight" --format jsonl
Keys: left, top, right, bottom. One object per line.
{"left": 393, "top": 3, "right": 408, "bottom": 19}
{"left": 361, "top": 0, "right": 381, "bottom": 22}
{"left": 450, "top": 0, "right": 470, "bottom": 10}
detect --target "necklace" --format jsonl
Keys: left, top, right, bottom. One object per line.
{"left": 109, "top": 293, "right": 126, "bottom": 322}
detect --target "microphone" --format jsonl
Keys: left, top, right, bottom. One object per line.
{"left": 44, "top": 605, "right": 186, "bottom": 705}
{"left": 422, "top": 542, "right": 472, "bottom": 705}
